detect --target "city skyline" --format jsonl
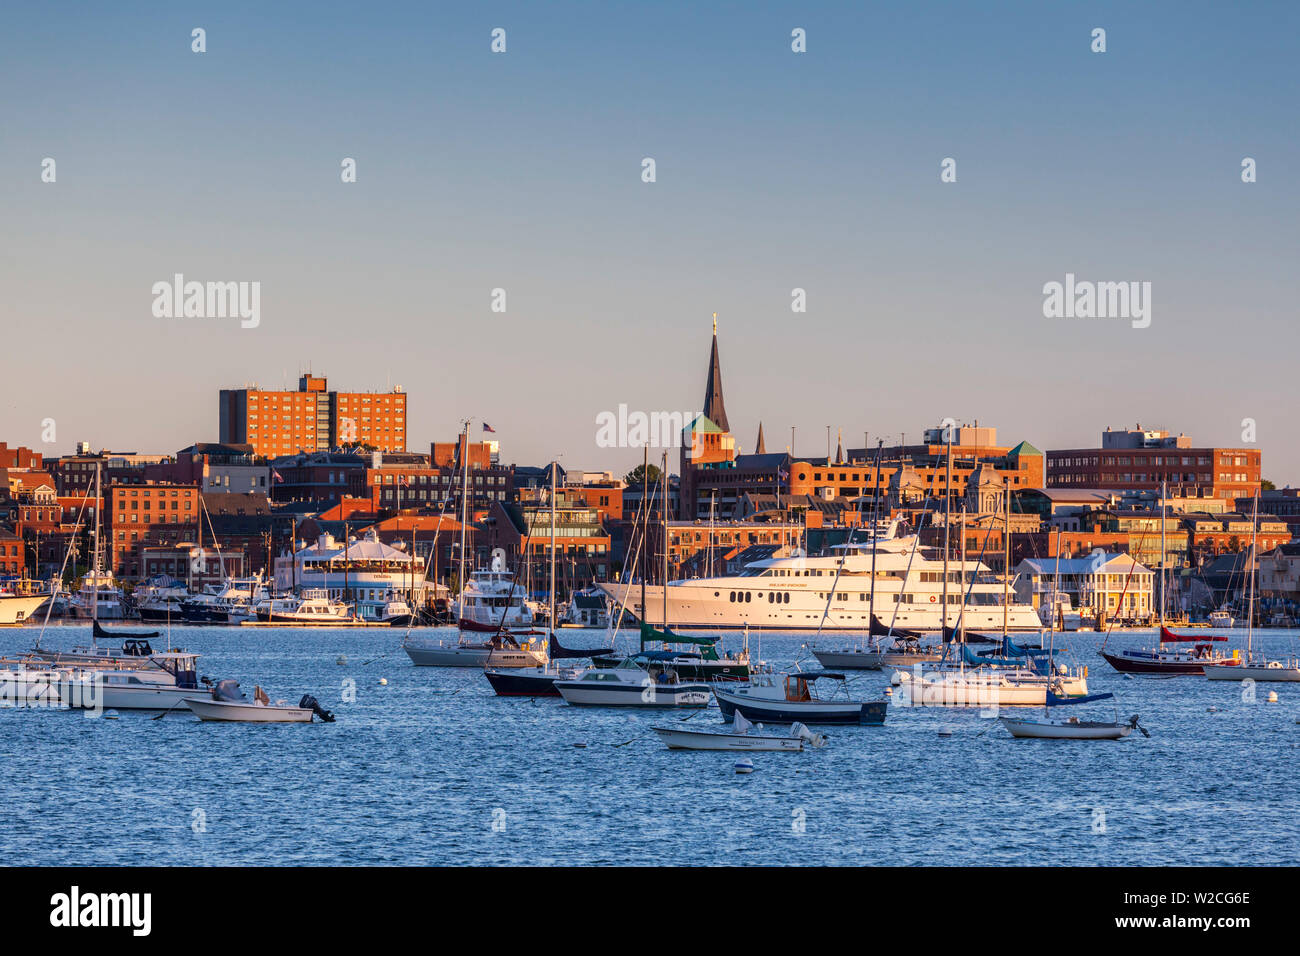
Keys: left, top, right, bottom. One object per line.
{"left": 2, "top": 2, "right": 1297, "bottom": 480}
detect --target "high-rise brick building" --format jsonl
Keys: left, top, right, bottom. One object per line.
{"left": 219, "top": 373, "right": 407, "bottom": 458}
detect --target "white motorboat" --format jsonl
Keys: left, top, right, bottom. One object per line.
{"left": 254, "top": 589, "right": 354, "bottom": 624}
{"left": 1207, "top": 609, "right": 1234, "bottom": 628}
{"left": 554, "top": 664, "right": 711, "bottom": 707}
{"left": 457, "top": 551, "right": 536, "bottom": 631}
{"left": 54, "top": 652, "right": 204, "bottom": 711}
{"left": 0, "top": 663, "right": 80, "bottom": 706}
{"left": 653, "top": 714, "right": 824, "bottom": 751}
{"left": 68, "top": 570, "right": 125, "bottom": 620}
{"left": 1000, "top": 713, "right": 1141, "bottom": 740}
{"left": 185, "top": 679, "right": 333, "bottom": 722}
{"left": 186, "top": 697, "right": 314, "bottom": 722}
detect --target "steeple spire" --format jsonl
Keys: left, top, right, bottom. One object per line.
{"left": 702, "top": 313, "right": 730, "bottom": 433}
{"left": 755, "top": 422, "right": 766, "bottom": 455}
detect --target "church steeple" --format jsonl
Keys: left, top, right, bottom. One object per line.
{"left": 702, "top": 313, "right": 730, "bottom": 433}
{"left": 755, "top": 421, "right": 766, "bottom": 455}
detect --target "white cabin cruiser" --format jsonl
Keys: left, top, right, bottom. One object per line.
{"left": 457, "top": 551, "right": 536, "bottom": 631}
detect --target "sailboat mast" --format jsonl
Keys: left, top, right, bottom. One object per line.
{"left": 868, "top": 439, "right": 883, "bottom": 640}
{"left": 1248, "top": 491, "right": 1259, "bottom": 660}
{"left": 959, "top": 507, "right": 967, "bottom": 671}
{"left": 661, "top": 450, "right": 668, "bottom": 629}
{"left": 457, "top": 420, "right": 469, "bottom": 627}
{"left": 1003, "top": 483, "right": 1010, "bottom": 637}
{"left": 942, "top": 437, "right": 951, "bottom": 630}
{"left": 639, "top": 446, "right": 647, "bottom": 628}
{"left": 1159, "top": 480, "right": 1167, "bottom": 626}
{"left": 91, "top": 462, "right": 100, "bottom": 625}
{"left": 548, "top": 461, "right": 556, "bottom": 642}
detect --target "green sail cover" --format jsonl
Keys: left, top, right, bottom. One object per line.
{"left": 639, "top": 622, "right": 721, "bottom": 660}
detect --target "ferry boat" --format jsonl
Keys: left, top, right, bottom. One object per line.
{"left": 596, "top": 520, "right": 1042, "bottom": 632}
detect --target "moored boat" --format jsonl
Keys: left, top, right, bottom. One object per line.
{"left": 713, "top": 670, "right": 887, "bottom": 725}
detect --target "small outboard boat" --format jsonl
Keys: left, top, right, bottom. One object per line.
{"left": 184, "top": 679, "right": 334, "bottom": 722}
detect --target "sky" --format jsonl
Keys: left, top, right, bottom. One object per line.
{"left": 2, "top": 1, "right": 1297, "bottom": 482}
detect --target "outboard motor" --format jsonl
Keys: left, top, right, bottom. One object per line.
{"left": 298, "top": 695, "right": 335, "bottom": 722}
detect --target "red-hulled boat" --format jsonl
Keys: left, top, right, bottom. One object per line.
{"left": 1101, "top": 628, "right": 1233, "bottom": 674}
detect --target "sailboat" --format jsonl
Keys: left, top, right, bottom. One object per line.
{"left": 592, "top": 451, "right": 752, "bottom": 679}
{"left": 1000, "top": 690, "right": 1147, "bottom": 740}
{"left": 1101, "top": 481, "right": 1234, "bottom": 675}
{"left": 1205, "top": 493, "right": 1300, "bottom": 682}
{"left": 404, "top": 421, "right": 545, "bottom": 668}
{"left": 484, "top": 461, "right": 608, "bottom": 695}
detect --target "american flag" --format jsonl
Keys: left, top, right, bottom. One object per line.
{"left": 777, "top": 468, "right": 789, "bottom": 482}
{"left": 482, "top": 423, "right": 497, "bottom": 433}
{"left": 399, "top": 474, "right": 409, "bottom": 487}
{"left": 272, "top": 470, "right": 283, "bottom": 483}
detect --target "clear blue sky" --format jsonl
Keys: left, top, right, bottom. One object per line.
{"left": 2, "top": 2, "right": 1297, "bottom": 481}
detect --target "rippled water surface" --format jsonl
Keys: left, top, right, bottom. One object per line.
{"left": 2, "top": 624, "right": 1297, "bottom": 866}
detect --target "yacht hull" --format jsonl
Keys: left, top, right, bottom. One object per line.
{"left": 0, "top": 594, "right": 48, "bottom": 626}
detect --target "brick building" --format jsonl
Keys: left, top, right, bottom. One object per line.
{"left": 1046, "top": 426, "right": 1261, "bottom": 499}
{"left": 219, "top": 373, "right": 407, "bottom": 458}
{"left": 105, "top": 483, "right": 200, "bottom": 581}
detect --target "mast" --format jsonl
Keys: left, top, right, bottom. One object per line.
{"left": 639, "top": 446, "right": 647, "bottom": 631}
{"left": 1248, "top": 491, "right": 1259, "bottom": 661}
{"left": 959, "top": 507, "right": 967, "bottom": 673}
{"left": 548, "top": 460, "right": 557, "bottom": 656}
{"left": 457, "top": 420, "right": 470, "bottom": 633}
{"left": 342, "top": 520, "right": 350, "bottom": 619}
{"left": 91, "top": 462, "right": 100, "bottom": 626}
{"left": 1159, "top": 480, "right": 1167, "bottom": 627}
{"left": 868, "top": 439, "right": 883, "bottom": 644}
{"left": 942, "top": 436, "right": 952, "bottom": 632}
{"left": 1002, "top": 483, "right": 1010, "bottom": 638}
{"left": 661, "top": 450, "right": 669, "bottom": 631}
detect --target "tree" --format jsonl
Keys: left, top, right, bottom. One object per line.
{"left": 624, "top": 463, "right": 661, "bottom": 487}
{"left": 1261, "top": 478, "right": 1276, "bottom": 491}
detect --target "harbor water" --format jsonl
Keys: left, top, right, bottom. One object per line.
{"left": 2, "top": 625, "right": 1297, "bottom": 866}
